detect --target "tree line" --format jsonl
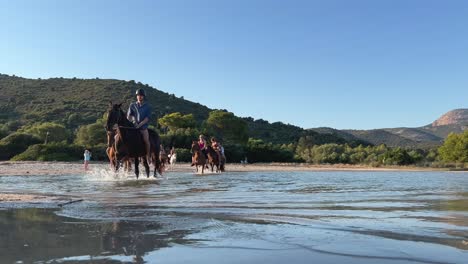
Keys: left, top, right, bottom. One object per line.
{"left": 0, "top": 110, "right": 466, "bottom": 168}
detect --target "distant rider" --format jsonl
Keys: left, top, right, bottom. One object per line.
{"left": 192, "top": 134, "right": 208, "bottom": 167}
{"left": 211, "top": 137, "right": 225, "bottom": 162}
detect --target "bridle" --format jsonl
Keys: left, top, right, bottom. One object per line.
{"left": 106, "top": 108, "right": 123, "bottom": 147}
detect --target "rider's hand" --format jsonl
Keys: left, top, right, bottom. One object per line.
{"left": 135, "top": 123, "right": 141, "bottom": 129}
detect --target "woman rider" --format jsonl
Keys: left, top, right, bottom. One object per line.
{"left": 198, "top": 134, "right": 208, "bottom": 159}
{"left": 191, "top": 134, "right": 209, "bottom": 167}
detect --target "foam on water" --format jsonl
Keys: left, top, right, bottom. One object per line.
{"left": 83, "top": 167, "right": 163, "bottom": 182}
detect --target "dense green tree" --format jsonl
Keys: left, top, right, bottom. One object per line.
{"left": 206, "top": 110, "right": 248, "bottom": 145}
{"left": 19, "top": 122, "right": 70, "bottom": 143}
{"left": 75, "top": 119, "right": 107, "bottom": 147}
{"left": 12, "top": 142, "right": 83, "bottom": 161}
{"left": 245, "top": 138, "right": 295, "bottom": 163}
{"left": 382, "top": 147, "right": 413, "bottom": 165}
{"left": 438, "top": 131, "right": 468, "bottom": 163}
{"left": 0, "top": 133, "right": 42, "bottom": 160}
{"left": 158, "top": 112, "right": 196, "bottom": 131}
{"left": 160, "top": 128, "right": 200, "bottom": 149}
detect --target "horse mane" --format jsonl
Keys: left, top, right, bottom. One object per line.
{"left": 118, "top": 109, "right": 134, "bottom": 127}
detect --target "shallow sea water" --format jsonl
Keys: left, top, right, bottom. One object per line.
{"left": 0, "top": 170, "right": 467, "bottom": 263}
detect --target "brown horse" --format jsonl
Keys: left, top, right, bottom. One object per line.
{"left": 206, "top": 146, "right": 220, "bottom": 173}
{"left": 191, "top": 141, "right": 206, "bottom": 174}
{"left": 106, "top": 102, "right": 162, "bottom": 178}
{"left": 159, "top": 145, "right": 168, "bottom": 171}
{"left": 106, "top": 130, "right": 132, "bottom": 172}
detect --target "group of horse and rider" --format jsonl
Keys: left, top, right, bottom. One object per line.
{"left": 105, "top": 88, "right": 226, "bottom": 178}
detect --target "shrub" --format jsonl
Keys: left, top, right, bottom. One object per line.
{"left": 0, "top": 133, "right": 42, "bottom": 160}
{"left": 75, "top": 120, "right": 107, "bottom": 146}
{"left": 12, "top": 143, "right": 82, "bottom": 161}
{"left": 19, "top": 122, "right": 70, "bottom": 143}
{"left": 174, "top": 148, "right": 192, "bottom": 162}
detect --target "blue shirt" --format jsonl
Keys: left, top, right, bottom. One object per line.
{"left": 127, "top": 101, "right": 152, "bottom": 129}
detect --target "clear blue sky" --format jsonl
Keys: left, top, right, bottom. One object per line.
{"left": 1, "top": 0, "right": 467, "bottom": 129}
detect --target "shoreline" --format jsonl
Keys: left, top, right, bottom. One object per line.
{"left": 0, "top": 161, "right": 462, "bottom": 177}
{"left": 0, "top": 161, "right": 465, "bottom": 206}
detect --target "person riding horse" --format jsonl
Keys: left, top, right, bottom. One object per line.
{"left": 127, "top": 88, "right": 152, "bottom": 164}
{"left": 192, "top": 134, "right": 209, "bottom": 167}
{"left": 210, "top": 137, "right": 225, "bottom": 162}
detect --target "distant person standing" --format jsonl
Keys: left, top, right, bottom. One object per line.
{"left": 84, "top": 149, "right": 92, "bottom": 170}
{"left": 169, "top": 146, "right": 176, "bottom": 157}
{"left": 127, "top": 88, "right": 152, "bottom": 164}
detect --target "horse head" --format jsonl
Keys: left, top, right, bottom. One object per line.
{"left": 106, "top": 101, "right": 124, "bottom": 132}
{"left": 191, "top": 141, "right": 200, "bottom": 153}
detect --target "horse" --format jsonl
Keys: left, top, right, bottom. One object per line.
{"left": 206, "top": 146, "right": 221, "bottom": 173}
{"left": 219, "top": 151, "right": 226, "bottom": 172}
{"left": 106, "top": 102, "right": 162, "bottom": 178}
{"left": 159, "top": 145, "right": 168, "bottom": 171}
{"left": 106, "top": 131, "right": 132, "bottom": 172}
{"left": 191, "top": 141, "right": 206, "bottom": 174}
{"left": 168, "top": 153, "right": 177, "bottom": 170}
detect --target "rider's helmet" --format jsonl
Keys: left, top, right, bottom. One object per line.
{"left": 135, "top": 88, "right": 146, "bottom": 96}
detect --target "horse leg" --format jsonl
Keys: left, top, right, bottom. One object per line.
{"left": 127, "top": 159, "right": 132, "bottom": 172}
{"left": 153, "top": 154, "right": 158, "bottom": 178}
{"left": 134, "top": 157, "right": 140, "bottom": 179}
{"left": 157, "top": 157, "right": 163, "bottom": 175}
{"left": 123, "top": 159, "right": 128, "bottom": 172}
{"left": 143, "top": 158, "right": 150, "bottom": 178}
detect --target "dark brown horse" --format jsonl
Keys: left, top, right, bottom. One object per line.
{"left": 106, "top": 102, "right": 162, "bottom": 178}
{"left": 206, "top": 146, "right": 220, "bottom": 173}
{"left": 191, "top": 141, "right": 206, "bottom": 174}
{"left": 106, "top": 130, "right": 132, "bottom": 172}
{"left": 159, "top": 145, "right": 168, "bottom": 171}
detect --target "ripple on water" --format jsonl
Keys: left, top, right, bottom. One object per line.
{"left": 1, "top": 170, "right": 468, "bottom": 263}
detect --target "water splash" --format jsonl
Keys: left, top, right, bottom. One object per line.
{"left": 84, "top": 167, "right": 138, "bottom": 181}
{"left": 83, "top": 167, "right": 165, "bottom": 182}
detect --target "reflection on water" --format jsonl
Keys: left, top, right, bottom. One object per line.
{"left": 0, "top": 170, "right": 467, "bottom": 263}
{"left": 0, "top": 208, "right": 196, "bottom": 263}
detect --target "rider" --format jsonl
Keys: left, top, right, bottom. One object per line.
{"left": 191, "top": 134, "right": 209, "bottom": 167}
{"left": 169, "top": 146, "right": 175, "bottom": 160}
{"left": 211, "top": 137, "right": 225, "bottom": 162}
{"left": 198, "top": 134, "right": 208, "bottom": 158}
{"left": 127, "top": 88, "right": 152, "bottom": 164}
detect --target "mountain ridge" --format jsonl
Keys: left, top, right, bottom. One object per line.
{"left": 309, "top": 109, "right": 467, "bottom": 148}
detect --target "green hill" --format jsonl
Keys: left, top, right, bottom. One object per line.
{"left": 2, "top": 74, "right": 465, "bottom": 149}
{"left": 0, "top": 74, "right": 347, "bottom": 145}
{"left": 0, "top": 74, "right": 210, "bottom": 128}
